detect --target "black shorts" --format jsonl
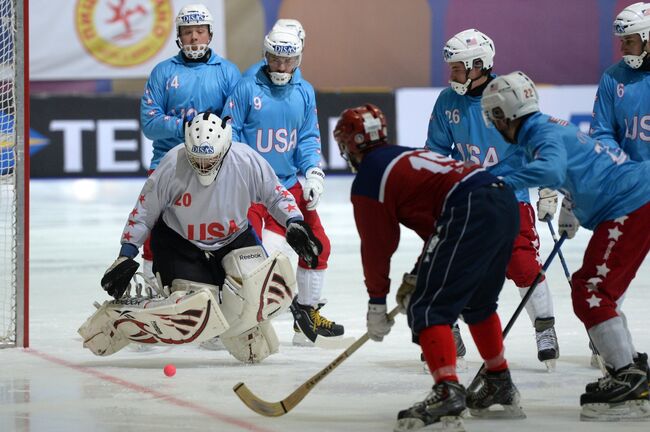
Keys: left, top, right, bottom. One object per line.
{"left": 407, "top": 183, "right": 519, "bottom": 340}
{"left": 150, "top": 219, "right": 261, "bottom": 288}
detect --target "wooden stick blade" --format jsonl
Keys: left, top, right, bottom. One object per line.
{"left": 233, "top": 382, "right": 290, "bottom": 417}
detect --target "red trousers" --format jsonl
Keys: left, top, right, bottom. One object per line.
{"left": 248, "top": 182, "right": 331, "bottom": 270}
{"left": 571, "top": 201, "right": 650, "bottom": 329}
{"left": 506, "top": 203, "right": 543, "bottom": 287}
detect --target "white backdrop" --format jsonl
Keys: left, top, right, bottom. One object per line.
{"left": 30, "top": 0, "right": 226, "bottom": 80}
{"left": 396, "top": 85, "right": 598, "bottom": 147}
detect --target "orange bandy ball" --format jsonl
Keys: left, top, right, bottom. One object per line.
{"left": 164, "top": 364, "right": 176, "bottom": 377}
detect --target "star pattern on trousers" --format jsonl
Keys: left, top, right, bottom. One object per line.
{"left": 614, "top": 215, "right": 628, "bottom": 225}
{"left": 586, "top": 294, "right": 602, "bottom": 308}
{"left": 608, "top": 226, "right": 623, "bottom": 241}
{"left": 595, "top": 263, "right": 610, "bottom": 277}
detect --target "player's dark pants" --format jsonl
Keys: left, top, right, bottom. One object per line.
{"left": 151, "top": 219, "right": 260, "bottom": 288}
{"left": 407, "top": 183, "right": 519, "bottom": 342}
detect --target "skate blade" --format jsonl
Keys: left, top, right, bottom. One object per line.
{"left": 292, "top": 332, "right": 356, "bottom": 350}
{"left": 469, "top": 404, "right": 526, "bottom": 419}
{"left": 543, "top": 359, "right": 556, "bottom": 372}
{"left": 393, "top": 416, "right": 465, "bottom": 432}
{"left": 580, "top": 399, "right": 650, "bottom": 422}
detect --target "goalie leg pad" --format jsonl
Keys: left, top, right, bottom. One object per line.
{"left": 221, "top": 321, "right": 279, "bottom": 364}
{"left": 78, "top": 287, "right": 230, "bottom": 356}
{"left": 220, "top": 250, "right": 296, "bottom": 337}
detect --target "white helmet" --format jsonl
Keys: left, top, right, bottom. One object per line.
{"left": 184, "top": 112, "right": 232, "bottom": 186}
{"left": 273, "top": 19, "right": 306, "bottom": 45}
{"left": 263, "top": 29, "right": 303, "bottom": 85}
{"left": 443, "top": 29, "right": 495, "bottom": 95}
{"left": 613, "top": 2, "right": 650, "bottom": 68}
{"left": 175, "top": 4, "right": 213, "bottom": 60}
{"left": 481, "top": 71, "right": 539, "bottom": 126}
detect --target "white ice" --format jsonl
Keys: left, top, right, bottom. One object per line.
{"left": 1, "top": 177, "right": 648, "bottom": 432}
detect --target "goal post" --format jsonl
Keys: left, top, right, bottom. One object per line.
{"left": 0, "top": 0, "right": 28, "bottom": 348}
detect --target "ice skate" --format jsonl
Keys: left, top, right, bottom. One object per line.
{"left": 580, "top": 364, "right": 650, "bottom": 421}
{"left": 466, "top": 369, "right": 526, "bottom": 419}
{"left": 535, "top": 318, "right": 559, "bottom": 371}
{"left": 292, "top": 300, "right": 349, "bottom": 348}
{"left": 394, "top": 381, "right": 466, "bottom": 432}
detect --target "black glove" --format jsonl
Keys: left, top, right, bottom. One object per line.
{"left": 286, "top": 220, "right": 323, "bottom": 269}
{"left": 101, "top": 257, "right": 139, "bottom": 299}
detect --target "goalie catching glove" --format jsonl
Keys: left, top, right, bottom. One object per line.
{"left": 303, "top": 167, "right": 325, "bottom": 210}
{"left": 537, "top": 188, "right": 558, "bottom": 221}
{"left": 285, "top": 219, "right": 323, "bottom": 269}
{"left": 101, "top": 256, "right": 139, "bottom": 299}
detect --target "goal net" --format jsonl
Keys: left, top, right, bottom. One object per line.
{"left": 0, "top": 0, "right": 27, "bottom": 348}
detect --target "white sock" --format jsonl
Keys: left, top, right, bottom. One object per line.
{"left": 519, "top": 279, "right": 554, "bottom": 324}
{"left": 296, "top": 267, "right": 325, "bottom": 306}
{"left": 589, "top": 316, "right": 634, "bottom": 370}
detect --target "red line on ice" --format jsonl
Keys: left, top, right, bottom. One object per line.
{"left": 25, "top": 348, "right": 276, "bottom": 432}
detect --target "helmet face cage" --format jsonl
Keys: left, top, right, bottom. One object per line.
{"left": 613, "top": 2, "right": 650, "bottom": 68}
{"left": 333, "top": 104, "right": 388, "bottom": 170}
{"left": 184, "top": 113, "right": 232, "bottom": 186}
{"left": 176, "top": 4, "right": 214, "bottom": 59}
{"left": 481, "top": 71, "right": 539, "bottom": 125}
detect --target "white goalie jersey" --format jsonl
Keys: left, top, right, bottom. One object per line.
{"left": 121, "top": 142, "right": 302, "bottom": 252}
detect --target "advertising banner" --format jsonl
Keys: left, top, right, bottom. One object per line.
{"left": 30, "top": 0, "right": 226, "bottom": 80}
{"left": 29, "top": 92, "right": 397, "bottom": 178}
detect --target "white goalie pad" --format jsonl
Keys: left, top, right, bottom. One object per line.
{"left": 221, "top": 321, "right": 280, "bottom": 364}
{"left": 219, "top": 246, "right": 296, "bottom": 338}
{"left": 78, "top": 285, "right": 229, "bottom": 356}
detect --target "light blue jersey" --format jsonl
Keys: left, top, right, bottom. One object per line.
{"left": 243, "top": 59, "right": 304, "bottom": 80}
{"left": 503, "top": 112, "right": 650, "bottom": 230}
{"left": 140, "top": 50, "right": 241, "bottom": 169}
{"left": 222, "top": 68, "right": 321, "bottom": 189}
{"left": 590, "top": 60, "right": 650, "bottom": 161}
{"left": 426, "top": 84, "right": 530, "bottom": 203}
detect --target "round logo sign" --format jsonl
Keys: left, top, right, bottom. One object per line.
{"left": 76, "top": 0, "right": 173, "bottom": 67}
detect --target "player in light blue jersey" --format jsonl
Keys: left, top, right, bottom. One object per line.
{"left": 483, "top": 71, "right": 650, "bottom": 422}
{"left": 426, "top": 29, "right": 558, "bottom": 369}
{"left": 242, "top": 19, "right": 306, "bottom": 78}
{"left": 223, "top": 26, "right": 346, "bottom": 344}
{"left": 138, "top": 4, "right": 241, "bottom": 284}
{"left": 590, "top": 2, "right": 650, "bottom": 161}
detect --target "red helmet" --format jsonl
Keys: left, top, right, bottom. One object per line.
{"left": 333, "top": 104, "right": 388, "bottom": 170}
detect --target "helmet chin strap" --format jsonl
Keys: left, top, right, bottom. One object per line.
{"left": 623, "top": 50, "right": 648, "bottom": 69}
{"left": 450, "top": 68, "right": 473, "bottom": 95}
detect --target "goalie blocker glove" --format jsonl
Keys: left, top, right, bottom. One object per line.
{"left": 286, "top": 219, "right": 323, "bottom": 269}
{"left": 101, "top": 256, "right": 139, "bottom": 299}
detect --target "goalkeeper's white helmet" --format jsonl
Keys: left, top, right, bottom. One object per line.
{"left": 263, "top": 29, "right": 303, "bottom": 85}
{"left": 613, "top": 2, "right": 650, "bottom": 68}
{"left": 184, "top": 112, "right": 232, "bottom": 186}
{"left": 481, "top": 71, "right": 539, "bottom": 126}
{"left": 175, "top": 4, "right": 213, "bottom": 59}
{"left": 443, "top": 29, "right": 495, "bottom": 95}
{"left": 273, "top": 19, "right": 306, "bottom": 46}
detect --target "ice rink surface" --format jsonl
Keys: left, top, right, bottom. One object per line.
{"left": 1, "top": 176, "right": 648, "bottom": 432}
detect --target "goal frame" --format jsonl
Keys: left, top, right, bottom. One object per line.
{"left": 2, "top": 0, "right": 29, "bottom": 348}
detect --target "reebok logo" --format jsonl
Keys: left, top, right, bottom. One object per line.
{"left": 239, "top": 253, "right": 262, "bottom": 260}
